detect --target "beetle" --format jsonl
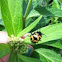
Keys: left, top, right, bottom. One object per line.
{"left": 30, "top": 31, "right": 42, "bottom": 43}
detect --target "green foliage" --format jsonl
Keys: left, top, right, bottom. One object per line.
{"left": 31, "top": 51, "right": 51, "bottom": 62}
{"left": 0, "top": 0, "right": 62, "bottom": 62}
{"left": 52, "top": 0, "right": 60, "bottom": 9}
{"left": 0, "top": 0, "right": 23, "bottom": 36}
{"left": 8, "top": 52, "right": 18, "bottom": 62}
{"left": 18, "top": 54, "right": 42, "bottom": 62}
{"left": 17, "top": 16, "right": 42, "bottom": 37}
{"left": 26, "top": 9, "right": 40, "bottom": 20}
{"left": 44, "top": 40, "right": 62, "bottom": 49}
{"left": 59, "top": 0, "right": 62, "bottom": 4}
{"left": 24, "top": 0, "right": 32, "bottom": 18}
{"left": 32, "top": 0, "right": 43, "bottom": 8}
{"left": 35, "top": 5, "right": 62, "bottom": 17}
{"left": 0, "top": 9, "right": 1, "bottom": 19}
{"left": 35, "top": 48, "right": 62, "bottom": 62}
{"left": 25, "top": 23, "right": 62, "bottom": 44}
{"left": 0, "top": 44, "right": 11, "bottom": 58}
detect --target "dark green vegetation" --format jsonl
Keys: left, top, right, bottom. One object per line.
{"left": 0, "top": 0, "right": 62, "bottom": 62}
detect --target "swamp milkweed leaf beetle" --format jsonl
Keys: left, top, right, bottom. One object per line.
{"left": 30, "top": 31, "right": 42, "bottom": 43}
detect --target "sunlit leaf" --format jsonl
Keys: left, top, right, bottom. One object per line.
{"left": 35, "top": 48, "right": 62, "bottom": 62}
{"left": 26, "top": 10, "right": 40, "bottom": 20}
{"left": 25, "top": 23, "right": 62, "bottom": 45}
{"left": 17, "top": 16, "right": 42, "bottom": 37}
{"left": 44, "top": 40, "right": 62, "bottom": 49}
{"left": 52, "top": 0, "right": 60, "bottom": 9}
{"left": 0, "top": 0, "right": 23, "bottom": 36}
{"left": 59, "top": 0, "right": 62, "bottom": 4}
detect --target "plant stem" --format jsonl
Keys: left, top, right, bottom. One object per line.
{"left": 24, "top": 0, "right": 32, "bottom": 19}
{"left": 23, "top": 17, "right": 25, "bottom": 29}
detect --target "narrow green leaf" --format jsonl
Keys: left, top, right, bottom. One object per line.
{"left": 44, "top": 40, "right": 62, "bottom": 49}
{"left": 39, "top": 23, "right": 62, "bottom": 43}
{"left": 23, "top": 0, "right": 28, "bottom": 16}
{"left": 25, "top": 23, "right": 62, "bottom": 45}
{"left": 0, "top": 8, "right": 1, "bottom": 19}
{"left": 32, "top": 0, "right": 43, "bottom": 8}
{"left": 18, "top": 54, "right": 42, "bottom": 62}
{"left": 24, "top": 0, "right": 32, "bottom": 19}
{"left": 17, "top": 16, "right": 42, "bottom": 37}
{"left": 35, "top": 5, "right": 62, "bottom": 17}
{"left": 25, "top": 18, "right": 32, "bottom": 27}
{"left": 8, "top": 52, "right": 18, "bottom": 62}
{"left": 1, "top": 0, "right": 23, "bottom": 36}
{"left": 38, "top": 53, "right": 51, "bottom": 62}
{"left": 59, "top": 0, "right": 62, "bottom": 4}
{"left": 31, "top": 51, "right": 51, "bottom": 62}
{"left": 26, "top": 10, "right": 40, "bottom": 20}
{"left": 0, "top": 12, "right": 1, "bottom": 19}
{"left": 0, "top": 44, "right": 11, "bottom": 58}
{"left": 35, "top": 48, "right": 62, "bottom": 62}
{"left": 52, "top": 0, "right": 60, "bottom": 9}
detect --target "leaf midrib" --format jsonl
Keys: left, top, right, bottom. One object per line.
{"left": 5, "top": 0, "right": 17, "bottom": 35}
{"left": 36, "top": 50, "right": 62, "bottom": 62}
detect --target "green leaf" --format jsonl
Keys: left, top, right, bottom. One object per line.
{"left": 52, "top": 0, "right": 60, "bottom": 9}
{"left": 0, "top": 44, "right": 11, "bottom": 58}
{"left": 18, "top": 54, "right": 42, "bottom": 62}
{"left": 31, "top": 51, "right": 51, "bottom": 62}
{"left": 0, "top": 6, "right": 1, "bottom": 19}
{"left": 0, "top": 12, "right": 1, "bottom": 19}
{"left": 23, "top": 0, "right": 28, "bottom": 15}
{"left": 35, "top": 48, "right": 62, "bottom": 62}
{"left": 38, "top": 53, "right": 51, "bottom": 62}
{"left": 0, "top": 0, "right": 23, "bottom": 36}
{"left": 25, "top": 23, "right": 62, "bottom": 45}
{"left": 59, "top": 0, "right": 62, "bottom": 4}
{"left": 8, "top": 52, "right": 18, "bottom": 62}
{"left": 35, "top": 5, "right": 62, "bottom": 17}
{"left": 17, "top": 16, "right": 42, "bottom": 37}
{"left": 44, "top": 40, "right": 62, "bottom": 49}
{"left": 32, "top": 0, "right": 43, "bottom": 8}
{"left": 25, "top": 18, "right": 32, "bottom": 27}
{"left": 26, "top": 10, "right": 40, "bottom": 20}
{"left": 24, "top": 0, "right": 32, "bottom": 19}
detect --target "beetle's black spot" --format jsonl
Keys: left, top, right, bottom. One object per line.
{"left": 32, "top": 41, "right": 37, "bottom": 43}
{"left": 31, "top": 38, "right": 32, "bottom": 40}
{"left": 33, "top": 36, "right": 37, "bottom": 40}
{"left": 38, "top": 37, "right": 40, "bottom": 40}
{"left": 37, "top": 32, "right": 41, "bottom": 36}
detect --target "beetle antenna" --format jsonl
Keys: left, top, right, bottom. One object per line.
{"left": 41, "top": 33, "right": 47, "bottom": 37}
